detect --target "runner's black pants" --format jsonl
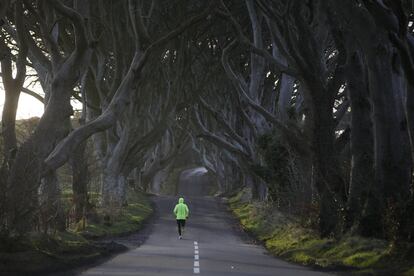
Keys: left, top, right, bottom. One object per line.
{"left": 177, "top": 219, "right": 186, "bottom": 235}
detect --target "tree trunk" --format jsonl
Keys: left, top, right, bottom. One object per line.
{"left": 345, "top": 52, "right": 374, "bottom": 232}
{"left": 362, "top": 43, "right": 411, "bottom": 238}
{"left": 277, "top": 74, "right": 295, "bottom": 122}
{"left": 0, "top": 34, "right": 26, "bottom": 168}
{"left": 38, "top": 171, "right": 65, "bottom": 232}
{"left": 402, "top": 65, "right": 414, "bottom": 241}
{"left": 7, "top": 81, "right": 75, "bottom": 233}
{"left": 1, "top": 86, "right": 20, "bottom": 167}
{"left": 102, "top": 169, "right": 127, "bottom": 209}
{"left": 70, "top": 140, "right": 89, "bottom": 222}
{"left": 310, "top": 88, "right": 343, "bottom": 237}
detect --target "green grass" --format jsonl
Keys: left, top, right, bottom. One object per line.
{"left": 228, "top": 190, "right": 414, "bottom": 275}
{"left": 79, "top": 190, "right": 153, "bottom": 238}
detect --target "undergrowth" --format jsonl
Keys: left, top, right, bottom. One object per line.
{"left": 79, "top": 189, "right": 152, "bottom": 238}
{"left": 228, "top": 189, "right": 414, "bottom": 275}
{"left": 0, "top": 189, "right": 153, "bottom": 275}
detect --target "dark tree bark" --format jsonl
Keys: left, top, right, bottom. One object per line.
{"left": 70, "top": 139, "right": 89, "bottom": 222}
{"left": 308, "top": 84, "right": 344, "bottom": 237}
{"left": 0, "top": 54, "right": 21, "bottom": 166}
{"left": 6, "top": 0, "right": 91, "bottom": 234}
{"left": 0, "top": 3, "right": 28, "bottom": 168}
{"left": 345, "top": 51, "right": 374, "bottom": 232}
{"left": 362, "top": 42, "right": 412, "bottom": 237}
{"left": 0, "top": 0, "right": 10, "bottom": 24}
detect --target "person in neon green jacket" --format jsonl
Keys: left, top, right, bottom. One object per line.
{"left": 173, "top": 197, "right": 189, "bottom": 239}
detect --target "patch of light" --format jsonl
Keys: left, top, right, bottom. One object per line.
{"left": 0, "top": 90, "right": 44, "bottom": 119}
{"left": 181, "top": 167, "right": 208, "bottom": 179}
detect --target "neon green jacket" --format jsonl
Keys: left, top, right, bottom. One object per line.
{"left": 173, "top": 197, "right": 189, "bottom": 220}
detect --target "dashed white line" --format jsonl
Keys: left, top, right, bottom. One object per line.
{"left": 194, "top": 241, "right": 200, "bottom": 274}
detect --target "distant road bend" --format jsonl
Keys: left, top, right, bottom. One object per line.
{"left": 80, "top": 169, "right": 334, "bottom": 276}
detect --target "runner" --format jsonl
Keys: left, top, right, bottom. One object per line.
{"left": 173, "top": 197, "right": 189, "bottom": 239}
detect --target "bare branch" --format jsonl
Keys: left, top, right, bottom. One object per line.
{"left": 43, "top": 6, "right": 214, "bottom": 172}
{"left": 48, "top": 0, "right": 89, "bottom": 56}
{"left": 217, "top": 1, "right": 298, "bottom": 77}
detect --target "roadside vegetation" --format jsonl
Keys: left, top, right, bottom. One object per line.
{"left": 79, "top": 189, "right": 152, "bottom": 239}
{"left": 0, "top": 188, "right": 152, "bottom": 275}
{"left": 229, "top": 189, "right": 414, "bottom": 276}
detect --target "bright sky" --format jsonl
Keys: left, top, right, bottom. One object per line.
{"left": 0, "top": 64, "right": 46, "bottom": 119}
{"left": 0, "top": 85, "right": 45, "bottom": 120}
{"left": 0, "top": 83, "right": 83, "bottom": 120}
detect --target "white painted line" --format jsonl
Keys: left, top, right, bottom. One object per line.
{"left": 194, "top": 241, "right": 200, "bottom": 274}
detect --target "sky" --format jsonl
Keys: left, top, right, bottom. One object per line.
{"left": 0, "top": 89, "right": 83, "bottom": 120}
{"left": 0, "top": 85, "right": 44, "bottom": 119}
{"left": 0, "top": 81, "right": 82, "bottom": 120}
{"left": 0, "top": 64, "right": 46, "bottom": 119}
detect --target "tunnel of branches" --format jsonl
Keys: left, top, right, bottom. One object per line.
{"left": 1, "top": 0, "right": 414, "bottom": 242}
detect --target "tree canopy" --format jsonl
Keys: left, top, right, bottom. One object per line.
{"left": 0, "top": 0, "right": 414, "bottom": 242}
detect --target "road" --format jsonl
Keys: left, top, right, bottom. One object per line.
{"left": 79, "top": 195, "right": 335, "bottom": 276}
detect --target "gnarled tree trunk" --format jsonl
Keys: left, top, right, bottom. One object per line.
{"left": 345, "top": 51, "right": 374, "bottom": 232}
{"left": 363, "top": 42, "right": 411, "bottom": 238}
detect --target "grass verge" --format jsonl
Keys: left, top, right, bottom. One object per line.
{"left": 80, "top": 189, "right": 153, "bottom": 239}
{"left": 0, "top": 189, "right": 153, "bottom": 275}
{"left": 228, "top": 189, "right": 414, "bottom": 275}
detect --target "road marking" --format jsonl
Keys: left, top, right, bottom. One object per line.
{"left": 194, "top": 241, "right": 200, "bottom": 274}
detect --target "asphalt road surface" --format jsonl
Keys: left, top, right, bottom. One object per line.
{"left": 79, "top": 172, "right": 335, "bottom": 276}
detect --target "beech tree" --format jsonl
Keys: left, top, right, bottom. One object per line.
{"left": 1, "top": 0, "right": 414, "bottom": 242}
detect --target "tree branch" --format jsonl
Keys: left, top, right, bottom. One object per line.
{"left": 217, "top": 2, "right": 298, "bottom": 77}
{"left": 193, "top": 105, "right": 250, "bottom": 160}
{"left": 43, "top": 5, "right": 214, "bottom": 173}
{"left": 198, "top": 96, "right": 250, "bottom": 153}
{"left": 48, "top": 0, "right": 89, "bottom": 56}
